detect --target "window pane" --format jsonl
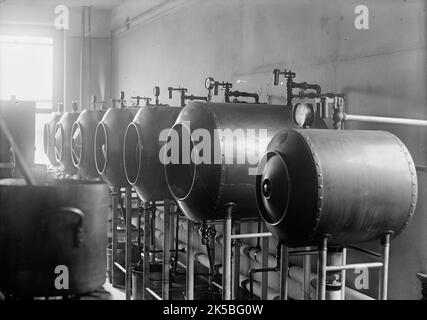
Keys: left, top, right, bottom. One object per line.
{"left": 0, "top": 36, "right": 53, "bottom": 101}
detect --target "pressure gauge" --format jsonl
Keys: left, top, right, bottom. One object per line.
{"left": 292, "top": 103, "right": 314, "bottom": 128}
{"left": 205, "top": 77, "right": 215, "bottom": 90}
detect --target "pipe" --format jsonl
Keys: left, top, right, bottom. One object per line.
{"left": 325, "top": 262, "right": 383, "bottom": 272}
{"left": 303, "top": 248, "right": 311, "bottom": 300}
{"left": 279, "top": 244, "right": 288, "bottom": 300}
{"left": 230, "top": 232, "right": 272, "bottom": 240}
{"left": 380, "top": 233, "right": 391, "bottom": 300}
{"left": 186, "top": 219, "right": 194, "bottom": 300}
{"left": 111, "top": 188, "right": 120, "bottom": 287}
{"left": 317, "top": 236, "right": 328, "bottom": 300}
{"left": 341, "top": 248, "right": 347, "bottom": 300}
{"left": 146, "top": 287, "right": 162, "bottom": 300}
{"left": 125, "top": 186, "right": 132, "bottom": 300}
{"left": 162, "top": 199, "right": 171, "bottom": 300}
{"left": 222, "top": 205, "right": 234, "bottom": 300}
{"left": 248, "top": 243, "right": 281, "bottom": 300}
{"left": 344, "top": 113, "right": 427, "bottom": 127}
{"left": 79, "top": 6, "right": 86, "bottom": 112}
{"left": 233, "top": 222, "right": 241, "bottom": 299}
{"left": 327, "top": 248, "right": 343, "bottom": 300}
{"left": 142, "top": 203, "right": 151, "bottom": 300}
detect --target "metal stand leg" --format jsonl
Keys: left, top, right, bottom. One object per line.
{"left": 327, "top": 247, "right": 343, "bottom": 300}
{"left": 142, "top": 203, "right": 151, "bottom": 300}
{"left": 162, "top": 199, "right": 171, "bottom": 300}
{"left": 222, "top": 208, "right": 233, "bottom": 300}
{"left": 317, "top": 236, "right": 328, "bottom": 300}
{"left": 380, "top": 233, "right": 391, "bottom": 300}
{"left": 125, "top": 186, "right": 132, "bottom": 300}
{"left": 186, "top": 219, "right": 195, "bottom": 300}
{"left": 111, "top": 187, "right": 119, "bottom": 288}
{"left": 303, "top": 248, "right": 311, "bottom": 300}
{"left": 150, "top": 205, "right": 156, "bottom": 264}
{"left": 261, "top": 225, "right": 269, "bottom": 300}
{"left": 279, "top": 244, "right": 288, "bottom": 300}
{"left": 232, "top": 222, "right": 241, "bottom": 300}
{"left": 341, "top": 248, "right": 347, "bottom": 300}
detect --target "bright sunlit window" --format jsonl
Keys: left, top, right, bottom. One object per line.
{"left": 0, "top": 35, "right": 54, "bottom": 164}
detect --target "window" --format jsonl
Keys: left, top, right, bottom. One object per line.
{"left": 0, "top": 35, "right": 54, "bottom": 164}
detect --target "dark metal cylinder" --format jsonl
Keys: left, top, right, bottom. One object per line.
{"left": 256, "top": 129, "right": 418, "bottom": 246}
{"left": 0, "top": 179, "right": 109, "bottom": 297}
{"left": 94, "top": 107, "right": 138, "bottom": 187}
{"left": 164, "top": 101, "right": 326, "bottom": 222}
{"left": 55, "top": 112, "right": 80, "bottom": 174}
{"left": 124, "top": 105, "right": 181, "bottom": 201}
{"left": 43, "top": 112, "right": 62, "bottom": 166}
{"left": 71, "top": 109, "right": 105, "bottom": 179}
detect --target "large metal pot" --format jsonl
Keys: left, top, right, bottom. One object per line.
{"left": 55, "top": 112, "right": 80, "bottom": 174}
{"left": 43, "top": 111, "right": 62, "bottom": 166}
{"left": 0, "top": 178, "right": 109, "bottom": 298}
{"left": 94, "top": 107, "right": 138, "bottom": 187}
{"left": 256, "top": 129, "right": 418, "bottom": 246}
{"left": 71, "top": 110, "right": 105, "bottom": 179}
{"left": 164, "top": 101, "right": 326, "bottom": 222}
{"left": 124, "top": 105, "right": 181, "bottom": 201}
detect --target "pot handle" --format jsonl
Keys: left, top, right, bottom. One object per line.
{"left": 58, "top": 207, "right": 84, "bottom": 247}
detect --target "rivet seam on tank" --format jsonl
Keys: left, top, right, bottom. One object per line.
{"left": 297, "top": 130, "right": 324, "bottom": 234}
{"left": 386, "top": 132, "right": 417, "bottom": 234}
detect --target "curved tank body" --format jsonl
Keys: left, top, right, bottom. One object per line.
{"left": 164, "top": 101, "right": 327, "bottom": 222}
{"left": 256, "top": 129, "right": 418, "bottom": 247}
{"left": 44, "top": 112, "right": 62, "bottom": 166}
{"left": 71, "top": 109, "right": 105, "bottom": 179}
{"left": 55, "top": 111, "right": 80, "bottom": 174}
{"left": 94, "top": 107, "right": 138, "bottom": 187}
{"left": 124, "top": 105, "right": 181, "bottom": 201}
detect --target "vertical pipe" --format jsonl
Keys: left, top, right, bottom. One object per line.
{"left": 87, "top": 6, "right": 91, "bottom": 109}
{"left": 381, "top": 233, "right": 391, "bottom": 300}
{"left": 111, "top": 188, "right": 119, "bottom": 287}
{"left": 186, "top": 219, "right": 195, "bottom": 300}
{"left": 317, "top": 237, "right": 328, "bottom": 300}
{"left": 142, "top": 204, "right": 151, "bottom": 300}
{"left": 222, "top": 210, "right": 233, "bottom": 300}
{"left": 63, "top": 29, "right": 67, "bottom": 107}
{"left": 341, "top": 248, "right": 347, "bottom": 300}
{"left": 327, "top": 248, "right": 343, "bottom": 300}
{"left": 79, "top": 6, "right": 85, "bottom": 112}
{"left": 150, "top": 207, "right": 156, "bottom": 264}
{"left": 261, "top": 225, "right": 269, "bottom": 300}
{"left": 279, "top": 244, "right": 288, "bottom": 300}
{"left": 233, "top": 222, "right": 241, "bottom": 300}
{"left": 162, "top": 199, "right": 171, "bottom": 300}
{"left": 303, "top": 247, "right": 311, "bottom": 300}
{"left": 125, "top": 186, "right": 132, "bottom": 300}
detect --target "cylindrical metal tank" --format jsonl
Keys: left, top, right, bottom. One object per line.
{"left": 71, "top": 109, "right": 105, "bottom": 179}
{"left": 94, "top": 107, "right": 138, "bottom": 187}
{"left": 55, "top": 111, "right": 80, "bottom": 174}
{"left": 44, "top": 111, "right": 62, "bottom": 166}
{"left": 256, "top": 129, "right": 418, "bottom": 246}
{"left": 124, "top": 105, "right": 181, "bottom": 201}
{"left": 164, "top": 101, "right": 326, "bottom": 222}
